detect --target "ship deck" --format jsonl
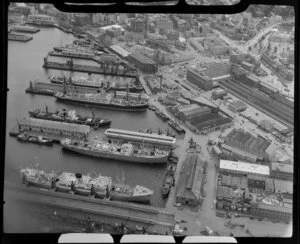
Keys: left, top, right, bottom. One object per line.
{"left": 5, "top": 182, "right": 175, "bottom": 235}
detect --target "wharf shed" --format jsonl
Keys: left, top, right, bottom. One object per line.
{"left": 128, "top": 52, "right": 158, "bottom": 73}
{"left": 219, "top": 160, "right": 270, "bottom": 177}
{"left": 270, "top": 162, "right": 293, "bottom": 181}
{"left": 109, "top": 45, "right": 130, "bottom": 59}
{"left": 104, "top": 128, "right": 176, "bottom": 150}
{"left": 19, "top": 117, "right": 90, "bottom": 139}
{"left": 274, "top": 179, "right": 293, "bottom": 195}
{"left": 250, "top": 203, "right": 292, "bottom": 222}
{"left": 176, "top": 153, "right": 206, "bottom": 206}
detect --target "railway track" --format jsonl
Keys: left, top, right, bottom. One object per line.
{"left": 220, "top": 80, "right": 294, "bottom": 128}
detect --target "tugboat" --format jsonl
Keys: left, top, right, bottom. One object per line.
{"left": 20, "top": 168, "right": 57, "bottom": 189}
{"left": 148, "top": 105, "right": 157, "bottom": 111}
{"left": 161, "top": 173, "right": 174, "bottom": 198}
{"left": 155, "top": 109, "right": 169, "bottom": 121}
{"left": 168, "top": 119, "right": 185, "bottom": 134}
{"left": 17, "top": 133, "right": 54, "bottom": 146}
{"left": 29, "top": 106, "right": 111, "bottom": 128}
{"left": 110, "top": 184, "right": 153, "bottom": 203}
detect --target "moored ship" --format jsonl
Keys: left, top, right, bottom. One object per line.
{"left": 155, "top": 109, "right": 169, "bottom": 121}
{"left": 55, "top": 172, "right": 111, "bottom": 198}
{"left": 168, "top": 119, "right": 185, "bottom": 134}
{"left": 110, "top": 184, "right": 153, "bottom": 203}
{"left": 17, "top": 133, "right": 54, "bottom": 146}
{"left": 20, "top": 168, "right": 57, "bottom": 189}
{"left": 55, "top": 91, "right": 149, "bottom": 112}
{"left": 49, "top": 75, "right": 102, "bottom": 89}
{"left": 29, "top": 106, "right": 111, "bottom": 128}
{"left": 60, "top": 138, "right": 169, "bottom": 164}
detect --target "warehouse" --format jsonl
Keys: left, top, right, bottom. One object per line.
{"left": 228, "top": 100, "right": 247, "bottom": 112}
{"left": 270, "top": 162, "right": 293, "bottom": 181}
{"left": 250, "top": 203, "right": 292, "bottom": 222}
{"left": 223, "top": 128, "right": 271, "bottom": 161}
{"left": 211, "top": 88, "right": 227, "bottom": 100}
{"left": 109, "top": 45, "right": 130, "bottom": 59}
{"left": 104, "top": 128, "right": 176, "bottom": 150}
{"left": 128, "top": 52, "right": 158, "bottom": 73}
{"left": 176, "top": 153, "right": 206, "bottom": 206}
{"left": 19, "top": 117, "right": 90, "bottom": 140}
{"left": 219, "top": 160, "right": 270, "bottom": 177}
{"left": 186, "top": 67, "right": 213, "bottom": 91}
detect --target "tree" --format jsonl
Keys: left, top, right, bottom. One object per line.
{"left": 248, "top": 46, "right": 252, "bottom": 52}
{"left": 274, "top": 46, "right": 278, "bottom": 53}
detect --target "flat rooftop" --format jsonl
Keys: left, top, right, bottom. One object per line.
{"left": 20, "top": 117, "right": 90, "bottom": 134}
{"left": 129, "top": 52, "right": 157, "bottom": 65}
{"left": 105, "top": 128, "right": 176, "bottom": 145}
{"left": 220, "top": 160, "right": 270, "bottom": 176}
{"left": 110, "top": 45, "right": 130, "bottom": 57}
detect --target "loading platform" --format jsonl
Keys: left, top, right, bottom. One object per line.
{"left": 25, "top": 81, "right": 102, "bottom": 96}
{"left": 43, "top": 58, "right": 137, "bottom": 78}
{"left": 5, "top": 182, "right": 175, "bottom": 235}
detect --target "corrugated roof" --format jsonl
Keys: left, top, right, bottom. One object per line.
{"left": 271, "top": 162, "right": 293, "bottom": 174}
{"left": 257, "top": 203, "right": 292, "bottom": 214}
{"left": 129, "top": 52, "right": 157, "bottom": 65}
{"left": 110, "top": 45, "right": 130, "bottom": 57}
{"left": 220, "top": 160, "right": 270, "bottom": 176}
{"left": 274, "top": 179, "right": 293, "bottom": 194}
{"left": 20, "top": 117, "right": 90, "bottom": 134}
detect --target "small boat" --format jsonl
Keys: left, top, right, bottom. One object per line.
{"left": 168, "top": 119, "right": 185, "bottom": 134}
{"left": 110, "top": 184, "right": 153, "bottom": 203}
{"left": 148, "top": 105, "right": 157, "bottom": 111}
{"left": 17, "top": 133, "right": 54, "bottom": 146}
{"left": 155, "top": 109, "right": 169, "bottom": 121}
{"left": 161, "top": 174, "right": 174, "bottom": 198}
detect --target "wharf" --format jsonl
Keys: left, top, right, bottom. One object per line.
{"left": 6, "top": 182, "right": 175, "bottom": 235}
{"left": 43, "top": 59, "right": 137, "bottom": 78}
{"left": 25, "top": 81, "right": 101, "bottom": 96}
{"left": 8, "top": 33, "right": 33, "bottom": 42}
{"left": 48, "top": 51, "right": 96, "bottom": 61}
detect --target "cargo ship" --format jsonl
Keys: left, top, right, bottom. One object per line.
{"left": 29, "top": 106, "right": 111, "bottom": 128}
{"left": 20, "top": 169, "right": 153, "bottom": 203}
{"left": 60, "top": 138, "right": 169, "bottom": 164}
{"left": 55, "top": 172, "right": 111, "bottom": 198}
{"left": 155, "top": 109, "right": 169, "bottom": 121}
{"left": 49, "top": 75, "right": 102, "bottom": 88}
{"left": 110, "top": 184, "right": 153, "bottom": 203}
{"left": 55, "top": 91, "right": 149, "bottom": 112}
{"left": 17, "top": 133, "right": 54, "bottom": 146}
{"left": 20, "top": 168, "right": 57, "bottom": 189}
{"left": 105, "top": 80, "right": 144, "bottom": 93}
{"left": 168, "top": 120, "right": 185, "bottom": 134}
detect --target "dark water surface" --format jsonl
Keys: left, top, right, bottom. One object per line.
{"left": 4, "top": 28, "right": 173, "bottom": 232}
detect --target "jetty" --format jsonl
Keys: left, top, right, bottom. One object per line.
{"left": 43, "top": 57, "right": 137, "bottom": 78}
{"left": 6, "top": 182, "right": 176, "bottom": 235}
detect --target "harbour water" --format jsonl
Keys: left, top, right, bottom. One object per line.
{"left": 5, "top": 28, "right": 176, "bottom": 232}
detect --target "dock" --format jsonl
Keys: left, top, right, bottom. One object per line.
{"left": 25, "top": 81, "right": 102, "bottom": 96}
{"left": 6, "top": 182, "right": 175, "bottom": 235}
{"left": 43, "top": 58, "right": 137, "bottom": 78}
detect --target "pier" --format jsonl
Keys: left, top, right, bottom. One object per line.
{"left": 25, "top": 81, "right": 102, "bottom": 96}
{"left": 6, "top": 182, "right": 175, "bottom": 235}
{"left": 43, "top": 57, "right": 138, "bottom": 78}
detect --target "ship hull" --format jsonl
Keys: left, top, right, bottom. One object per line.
{"left": 56, "top": 96, "right": 149, "bottom": 112}
{"left": 29, "top": 113, "right": 111, "bottom": 127}
{"left": 109, "top": 192, "right": 151, "bottom": 203}
{"left": 25, "top": 179, "right": 51, "bottom": 189}
{"left": 75, "top": 188, "right": 90, "bottom": 196}
{"left": 61, "top": 144, "right": 168, "bottom": 164}
{"left": 55, "top": 184, "right": 72, "bottom": 193}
